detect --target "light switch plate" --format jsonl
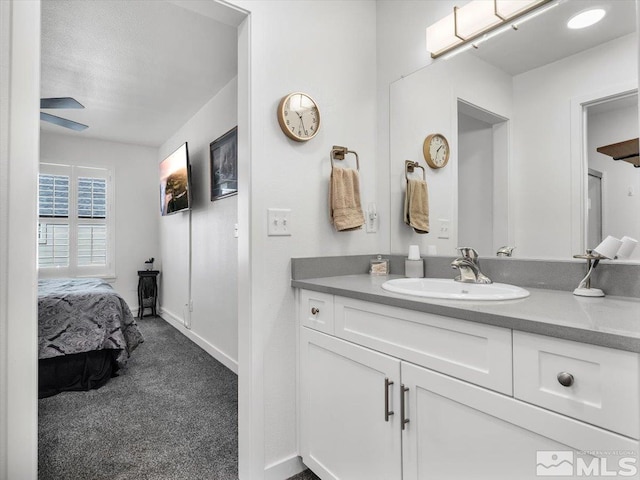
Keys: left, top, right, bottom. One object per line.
{"left": 268, "top": 208, "right": 292, "bottom": 236}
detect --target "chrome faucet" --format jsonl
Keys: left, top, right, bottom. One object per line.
{"left": 451, "top": 247, "right": 492, "bottom": 284}
{"left": 496, "top": 246, "right": 515, "bottom": 257}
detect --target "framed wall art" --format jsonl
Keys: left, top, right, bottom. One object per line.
{"left": 210, "top": 126, "right": 238, "bottom": 201}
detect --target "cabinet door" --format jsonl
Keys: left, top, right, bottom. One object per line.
{"left": 401, "top": 361, "right": 638, "bottom": 480}
{"left": 300, "top": 327, "right": 402, "bottom": 480}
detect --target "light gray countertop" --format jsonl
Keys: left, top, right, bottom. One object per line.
{"left": 292, "top": 274, "right": 640, "bottom": 353}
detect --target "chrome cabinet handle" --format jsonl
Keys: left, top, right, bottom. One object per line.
{"left": 400, "top": 384, "right": 410, "bottom": 430}
{"left": 385, "top": 378, "right": 394, "bottom": 422}
{"left": 311, "top": 307, "right": 320, "bottom": 315}
{"left": 557, "top": 372, "right": 575, "bottom": 387}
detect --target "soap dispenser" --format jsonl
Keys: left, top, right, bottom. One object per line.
{"left": 405, "top": 245, "right": 424, "bottom": 278}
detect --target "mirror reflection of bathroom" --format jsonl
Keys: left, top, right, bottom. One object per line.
{"left": 585, "top": 91, "right": 639, "bottom": 260}
{"left": 457, "top": 100, "right": 509, "bottom": 257}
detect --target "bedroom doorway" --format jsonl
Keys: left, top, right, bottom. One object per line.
{"left": 36, "top": 1, "right": 249, "bottom": 479}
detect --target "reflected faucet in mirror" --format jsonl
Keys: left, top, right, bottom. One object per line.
{"left": 451, "top": 247, "right": 492, "bottom": 284}
{"left": 496, "top": 246, "right": 515, "bottom": 257}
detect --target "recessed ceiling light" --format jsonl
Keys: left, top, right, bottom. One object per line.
{"left": 567, "top": 8, "right": 606, "bottom": 29}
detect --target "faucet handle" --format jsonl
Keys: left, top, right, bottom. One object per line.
{"left": 456, "top": 247, "right": 479, "bottom": 260}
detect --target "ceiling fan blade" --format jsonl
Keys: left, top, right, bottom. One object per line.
{"left": 40, "top": 97, "right": 85, "bottom": 109}
{"left": 40, "top": 112, "right": 88, "bottom": 131}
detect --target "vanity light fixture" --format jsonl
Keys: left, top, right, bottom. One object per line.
{"left": 426, "top": 0, "right": 557, "bottom": 59}
{"left": 567, "top": 8, "right": 606, "bottom": 29}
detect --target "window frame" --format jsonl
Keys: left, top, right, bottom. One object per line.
{"left": 38, "top": 163, "right": 115, "bottom": 278}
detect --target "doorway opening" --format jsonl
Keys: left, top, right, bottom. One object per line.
{"left": 457, "top": 100, "right": 509, "bottom": 257}
{"left": 37, "top": 1, "right": 249, "bottom": 478}
{"left": 584, "top": 91, "right": 639, "bottom": 258}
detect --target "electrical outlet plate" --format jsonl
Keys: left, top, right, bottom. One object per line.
{"left": 437, "top": 219, "right": 450, "bottom": 239}
{"left": 267, "top": 208, "right": 292, "bottom": 236}
{"left": 366, "top": 202, "right": 378, "bottom": 233}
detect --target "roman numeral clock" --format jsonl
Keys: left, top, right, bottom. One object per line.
{"left": 277, "top": 92, "right": 321, "bottom": 142}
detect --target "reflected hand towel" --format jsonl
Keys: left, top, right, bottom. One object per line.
{"left": 330, "top": 167, "right": 365, "bottom": 231}
{"left": 404, "top": 178, "right": 429, "bottom": 234}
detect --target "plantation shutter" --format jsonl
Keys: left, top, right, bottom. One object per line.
{"left": 77, "top": 176, "right": 107, "bottom": 266}
{"left": 38, "top": 164, "right": 113, "bottom": 276}
{"left": 38, "top": 173, "right": 70, "bottom": 267}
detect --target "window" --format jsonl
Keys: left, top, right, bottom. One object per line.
{"left": 38, "top": 164, "right": 114, "bottom": 277}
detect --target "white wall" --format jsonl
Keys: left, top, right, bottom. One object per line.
{"left": 588, "top": 102, "right": 640, "bottom": 260}
{"left": 39, "top": 132, "right": 160, "bottom": 308}
{"left": 512, "top": 34, "right": 638, "bottom": 259}
{"left": 228, "top": 1, "right": 378, "bottom": 477}
{"left": 158, "top": 77, "right": 239, "bottom": 371}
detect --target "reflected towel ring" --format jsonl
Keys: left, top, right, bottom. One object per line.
{"left": 405, "top": 160, "right": 425, "bottom": 181}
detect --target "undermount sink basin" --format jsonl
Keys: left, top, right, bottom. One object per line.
{"left": 381, "top": 278, "right": 530, "bottom": 301}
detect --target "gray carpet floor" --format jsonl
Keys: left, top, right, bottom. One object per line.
{"left": 287, "top": 470, "right": 320, "bottom": 480}
{"left": 39, "top": 316, "right": 238, "bottom": 480}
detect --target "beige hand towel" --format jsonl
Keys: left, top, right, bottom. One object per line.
{"left": 330, "top": 167, "right": 365, "bottom": 231}
{"left": 404, "top": 178, "right": 429, "bottom": 234}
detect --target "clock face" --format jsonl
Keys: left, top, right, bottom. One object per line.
{"left": 278, "top": 92, "right": 320, "bottom": 142}
{"left": 424, "top": 133, "right": 450, "bottom": 168}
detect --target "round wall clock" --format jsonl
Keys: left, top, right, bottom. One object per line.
{"left": 423, "top": 133, "right": 450, "bottom": 169}
{"left": 277, "top": 92, "right": 321, "bottom": 142}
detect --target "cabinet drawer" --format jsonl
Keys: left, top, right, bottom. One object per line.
{"left": 299, "top": 290, "right": 335, "bottom": 334}
{"left": 334, "top": 296, "right": 513, "bottom": 395}
{"left": 513, "top": 331, "right": 640, "bottom": 439}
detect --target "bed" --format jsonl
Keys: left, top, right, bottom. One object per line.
{"left": 38, "top": 278, "right": 144, "bottom": 398}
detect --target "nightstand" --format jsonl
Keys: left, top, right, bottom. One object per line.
{"left": 137, "top": 270, "right": 159, "bottom": 318}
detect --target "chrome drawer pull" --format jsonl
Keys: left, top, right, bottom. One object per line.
{"left": 311, "top": 307, "right": 320, "bottom": 315}
{"left": 557, "top": 372, "right": 575, "bottom": 387}
{"left": 385, "top": 378, "right": 394, "bottom": 422}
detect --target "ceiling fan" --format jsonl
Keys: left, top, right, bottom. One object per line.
{"left": 40, "top": 97, "right": 88, "bottom": 131}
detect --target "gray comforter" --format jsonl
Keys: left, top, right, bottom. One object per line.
{"left": 38, "top": 278, "right": 144, "bottom": 368}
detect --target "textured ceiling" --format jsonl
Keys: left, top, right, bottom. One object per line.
{"left": 40, "top": 0, "right": 238, "bottom": 147}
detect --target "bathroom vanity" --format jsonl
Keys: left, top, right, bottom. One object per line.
{"left": 293, "top": 273, "right": 640, "bottom": 480}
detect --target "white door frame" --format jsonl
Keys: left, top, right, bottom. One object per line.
{"left": 0, "top": 1, "right": 40, "bottom": 478}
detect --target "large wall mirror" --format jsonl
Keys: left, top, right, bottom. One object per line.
{"left": 390, "top": 0, "right": 639, "bottom": 262}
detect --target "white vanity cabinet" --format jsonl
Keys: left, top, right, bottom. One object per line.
{"left": 297, "top": 289, "right": 640, "bottom": 480}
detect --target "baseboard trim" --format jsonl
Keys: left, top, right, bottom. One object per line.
{"left": 158, "top": 306, "right": 239, "bottom": 375}
{"left": 265, "top": 455, "right": 306, "bottom": 480}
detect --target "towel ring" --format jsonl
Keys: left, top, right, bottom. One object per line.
{"left": 331, "top": 145, "right": 360, "bottom": 171}
{"left": 405, "top": 160, "right": 425, "bottom": 181}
